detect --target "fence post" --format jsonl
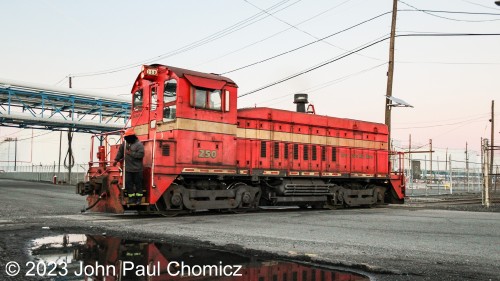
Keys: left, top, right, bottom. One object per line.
{"left": 449, "top": 154, "right": 452, "bottom": 195}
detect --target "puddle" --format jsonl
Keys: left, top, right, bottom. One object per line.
{"left": 30, "top": 234, "right": 370, "bottom": 280}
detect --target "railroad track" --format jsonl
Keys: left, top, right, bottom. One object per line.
{"left": 405, "top": 197, "right": 500, "bottom": 206}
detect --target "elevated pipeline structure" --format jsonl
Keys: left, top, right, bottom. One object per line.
{"left": 0, "top": 78, "right": 131, "bottom": 133}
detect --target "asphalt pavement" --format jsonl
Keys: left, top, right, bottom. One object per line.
{"left": 0, "top": 179, "right": 499, "bottom": 281}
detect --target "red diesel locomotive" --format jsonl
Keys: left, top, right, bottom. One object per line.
{"left": 77, "top": 64, "right": 405, "bottom": 214}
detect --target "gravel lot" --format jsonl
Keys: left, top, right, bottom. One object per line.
{"left": 0, "top": 179, "right": 499, "bottom": 281}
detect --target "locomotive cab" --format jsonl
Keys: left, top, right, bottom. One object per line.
{"left": 104, "top": 65, "right": 244, "bottom": 211}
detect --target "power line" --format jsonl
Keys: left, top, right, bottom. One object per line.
{"left": 397, "top": 60, "right": 500, "bottom": 65}
{"left": 301, "top": 62, "right": 388, "bottom": 92}
{"left": 70, "top": 5, "right": 500, "bottom": 87}
{"left": 394, "top": 116, "right": 488, "bottom": 129}
{"left": 396, "top": 113, "right": 490, "bottom": 125}
{"left": 399, "top": 1, "right": 500, "bottom": 22}
{"left": 193, "top": 0, "right": 355, "bottom": 68}
{"left": 259, "top": 62, "right": 387, "bottom": 107}
{"left": 77, "top": 83, "right": 131, "bottom": 90}
{"left": 398, "top": 33, "right": 500, "bottom": 38}
{"left": 54, "top": 75, "right": 68, "bottom": 86}
{"left": 242, "top": 0, "right": 382, "bottom": 62}
{"left": 418, "top": 10, "right": 500, "bottom": 16}
{"left": 400, "top": 9, "right": 500, "bottom": 16}
{"left": 0, "top": 131, "right": 53, "bottom": 145}
{"left": 461, "top": 0, "right": 500, "bottom": 11}
{"left": 71, "top": 0, "right": 302, "bottom": 78}
{"left": 238, "top": 32, "right": 500, "bottom": 98}
{"left": 238, "top": 34, "right": 389, "bottom": 98}
{"left": 222, "top": 8, "right": 500, "bottom": 77}
{"left": 222, "top": 11, "right": 392, "bottom": 75}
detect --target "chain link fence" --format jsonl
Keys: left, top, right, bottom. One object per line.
{"left": 0, "top": 163, "right": 87, "bottom": 185}
{"left": 399, "top": 154, "right": 499, "bottom": 196}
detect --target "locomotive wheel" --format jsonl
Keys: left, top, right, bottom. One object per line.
{"left": 229, "top": 182, "right": 260, "bottom": 209}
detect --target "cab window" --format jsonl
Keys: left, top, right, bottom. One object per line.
{"left": 192, "top": 87, "right": 222, "bottom": 111}
{"left": 151, "top": 86, "right": 158, "bottom": 111}
{"left": 164, "top": 79, "right": 177, "bottom": 103}
{"left": 162, "top": 79, "right": 176, "bottom": 121}
{"left": 163, "top": 105, "right": 176, "bottom": 122}
{"left": 133, "top": 90, "right": 143, "bottom": 111}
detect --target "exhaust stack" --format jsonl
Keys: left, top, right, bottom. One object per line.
{"left": 294, "top": 93, "right": 308, "bottom": 113}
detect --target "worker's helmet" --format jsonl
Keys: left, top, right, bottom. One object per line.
{"left": 124, "top": 128, "right": 136, "bottom": 137}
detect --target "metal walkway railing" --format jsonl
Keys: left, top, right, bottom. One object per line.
{"left": 0, "top": 78, "right": 131, "bottom": 133}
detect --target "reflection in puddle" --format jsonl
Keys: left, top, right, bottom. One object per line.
{"left": 31, "top": 234, "right": 369, "bottom": 280}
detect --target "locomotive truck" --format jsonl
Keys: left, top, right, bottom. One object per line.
{"left": 77, "top": 64, "right": 405, "bottom": 214}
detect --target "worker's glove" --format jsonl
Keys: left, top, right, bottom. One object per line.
{"left": 112, "top": 161, "right": 118, "bottom": 167}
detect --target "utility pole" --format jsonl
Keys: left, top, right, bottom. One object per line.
{"left": 449, "top": 154, "right": 453, "bottom": 194}
{"left": 385, "top": 0, "right": 398, "bottom": 144}
{"left": 14, "top": 137, "right": 17, "bottom": 171}
{"left": 445, "top": 147, "right": 448, "bottom": 180}
{"left": 429, "top": 139, "right": 433, "bottom": 184}
{"left": 58, "top": 131, "right": 62, "bottom": 181}
{"left": 482, "top": 138, "right": 490, "bottom": 208}
{"left": 465, "top": 142, "right": 469, "bottom": 192}
{"left": 68, "top": 76, "right": 73, "bottom": 183}
{"left": 495, "top": 165, "right": 498, "bottom": 193}
{"left": 409, "top": 134, "right": 413, "bottom": 193}
{"left": 490, "top": 100, "right": 494, "bottom": 188}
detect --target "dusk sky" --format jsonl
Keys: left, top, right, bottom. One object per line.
{"left": 0, "top": 0, "right": 499, "bottom": 169}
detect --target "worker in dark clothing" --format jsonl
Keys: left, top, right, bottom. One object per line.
{"left": 113, "top": 128, "right": 145, "bottom": 205}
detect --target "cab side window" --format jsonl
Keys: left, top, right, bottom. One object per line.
{"left": 133, "top": 90, "right": 143, "bottom": 111}
{"left": 191, "top": 87, "right": 222, "bottom": 111}
{"left": 162, "top": 79, "right": 177, "bottom": 122}
{"left": 195, "top": 88, "right": 207, "bottom": 108}
{"left": 151, "top": 86, "right": 158, "bottom": 111}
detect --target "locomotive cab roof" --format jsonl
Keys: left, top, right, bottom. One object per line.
{"left": 131, "top": 64, "right": 237, "bottom": 92}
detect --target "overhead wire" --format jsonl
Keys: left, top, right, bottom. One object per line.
{"left": 393, "top": 116, "right": 488, "bottom": 129}
{"left": 430, "top": 117, "right": 489, "bottom": 140}
{"left": 241, "top": 0, "right": 383, "bottom": 62}
{"left": 77, "top": 83, "right": 131, "bottom": 90}
{"left": 0, "top": 131, "right": 53, "bottom": 144}
{"left": 65, "top": 5, "right": 500, "bottom": 88}
{"left": 54, "top": 76, "right": 68, "bottom": 86}
{"left": 223, "top": 8, "right": 500, "bottom": 76}
{"left": 395, "top": 113, "right": 490, "bottom": 125}
{"left": 193, "top": 0, "right": 355, "bottom": 68}
{"left": 222, "top": 11, "right": 392, "bottom": 75}
{"left": 238, "top": 32, "right": 500, "bottom": 98}
{"left": 71, "top": 0, "right": 303, "bottom": 78}
{"left": 238, "top": 34, "right": 390, "bottom": 98}
{"left": 399, "top": 1, "right": 500, "bottom": 22}
{"left": 258, "top": 62, "right": 387, "bottom": 107}
{"left": 461, "top": 0, "right": 500, "bottom": 11}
